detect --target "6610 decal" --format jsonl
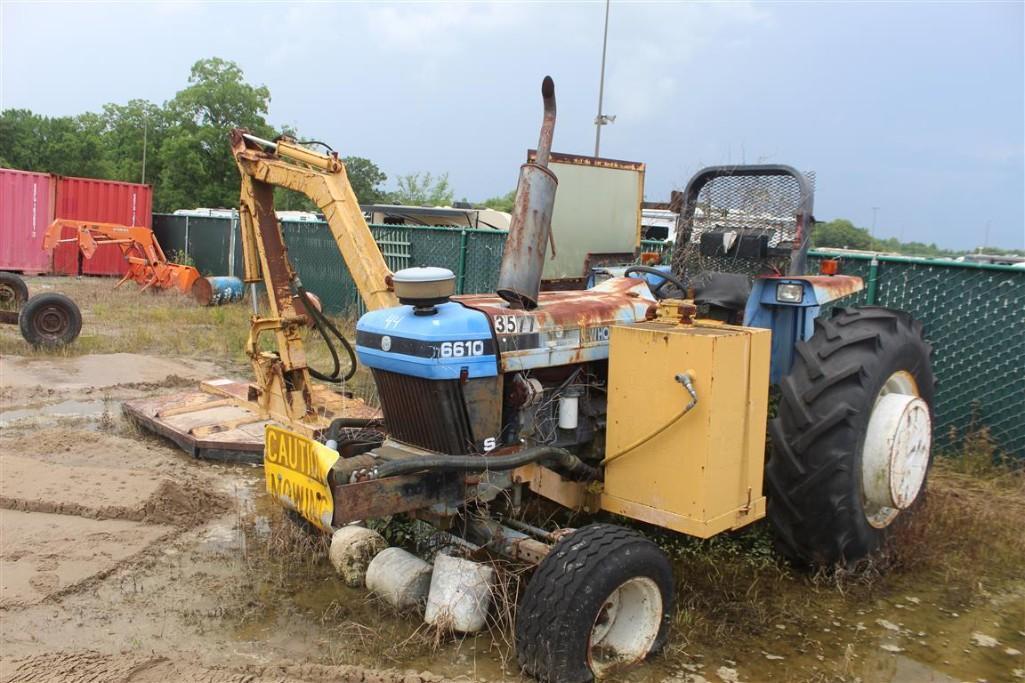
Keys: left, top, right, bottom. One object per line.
{"left": 438, "top": 340, "right": 486, "bottom": 358}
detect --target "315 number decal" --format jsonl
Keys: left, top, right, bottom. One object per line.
{"left": 439, "top": 340, "right": 486, "bottom": 358}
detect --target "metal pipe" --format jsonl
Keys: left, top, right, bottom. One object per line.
{"left": 496, "top": 77, "right": 559, "bottom": 310}
{"left": 241, "top": 133, "right": 277, "bottom": 151}
{"left": 370, "top": 445, "right": 597, "bottom": 481}
{"left": 500, "top": 516, "right": 558, "bottom": 541}
{"left": 867, "top": 255, "right": 879, "bottom": 305}
{"left": 594, "top": 0, "right": 611, "bottom": 158}
{"left": 535, "top": 76, "right": 557, "bottom": 169}
{"left": 809, "top": 249, "right": 1025, "bottom": 272}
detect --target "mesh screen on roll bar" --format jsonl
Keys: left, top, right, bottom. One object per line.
{"left": 671, "top": 170, "right": 815, "bottom": 285}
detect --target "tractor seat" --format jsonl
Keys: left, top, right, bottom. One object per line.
{"left": 693, "top": 273, "right": 751, "bottom": 323}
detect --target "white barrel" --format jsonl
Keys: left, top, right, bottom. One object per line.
{"left": 328, "top": 525, "right": 388, "bottom": 588}
{"left": 366, "top": 547, "right": 433, "bottom": 610}
{"left": 424, "top": 553, "right": 495, "bottom": 633}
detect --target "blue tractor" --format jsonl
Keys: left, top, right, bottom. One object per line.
{"left": 263, "top": 77, "right": 934, "bottom": 682}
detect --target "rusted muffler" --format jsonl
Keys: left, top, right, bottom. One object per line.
{"left": 496, "top": 76, "right": 558, "bottom": 309}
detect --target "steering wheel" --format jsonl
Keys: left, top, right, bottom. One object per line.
{"left": 623, "top": 265, "right": 688, "bottom": 300}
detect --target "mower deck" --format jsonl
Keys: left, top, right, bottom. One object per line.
{"left": 122, "top": 379, "right": 380, "bottom": 464}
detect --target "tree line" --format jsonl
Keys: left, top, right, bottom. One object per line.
{"left": 810, "top": 218, "right": 1018, "bottom": 257}
{"left": 0, "top": 58, "right": 472, "bottom": 213}
{"left": 4, "top": 58, "right": 1009, "bottom": 255}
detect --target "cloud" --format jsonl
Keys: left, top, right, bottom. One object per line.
{"left": 604, "top": 2, "right": 770, "bottom": 123}
{"left": 365, "top": 2, "right": 527, "bottom": 54}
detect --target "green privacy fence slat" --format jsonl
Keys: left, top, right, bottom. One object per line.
{"left": 151, "top": 214, "right": 1024, "bottom": 457}
{"left": 153, "top": 214, "right": 509, "bottom": 313}
{"left": 153, "top": 214, "right": 236, "bottom": 277}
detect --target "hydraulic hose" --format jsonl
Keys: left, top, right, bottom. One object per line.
{"left": 602, "top": 372, "right": 698, "bottom": 465}
{"left": 297, "top": 284, "right": 358, "bottom": 383}
{"left": 371, "top": 446, "right": 599, "bottom": 482}
{"left": 324, "top": 417, "right": 385, "bottom": 443}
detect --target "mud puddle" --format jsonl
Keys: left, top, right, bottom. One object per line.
{"left": 0, "top": 398, "right": 109, "bottom": 428}
{"left": 97, "top": 477, "right": 1019, "bottom": 683}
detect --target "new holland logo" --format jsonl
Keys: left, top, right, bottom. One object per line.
{"left": 380, "top": 335, "right": 392, "bottom": 351}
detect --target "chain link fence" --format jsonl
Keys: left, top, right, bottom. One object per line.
{"left": 153, "top": 214, "right": 1024, "bottom": 457}
{"left": 808, "top": 252, "right": 1025, "bottom": 458}
{"left": 153, "top": 214, "right": 508, "bottom": 313}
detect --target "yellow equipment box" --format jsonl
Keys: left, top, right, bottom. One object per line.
{"left": 601, "top": 320, "right": 771, "bottom": 538}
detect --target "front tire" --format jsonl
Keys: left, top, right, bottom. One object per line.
{"left": 767, "top": 306, "right": 935, "bottom": 567}
{"left": 515, "top": 523, "right": 674, "bottom": 683}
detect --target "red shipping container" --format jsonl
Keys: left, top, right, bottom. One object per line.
{"left": 52, "top": 224, "right": 81, "bottom": 276}
{"left": 0, "top": 168, "right": 56, "bottom": 274}
{"left": 55, "top": 176, "right": 153, "bottom": 276}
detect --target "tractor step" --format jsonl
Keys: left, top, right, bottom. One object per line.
{"left": 122, "top": 379, "right": 379, "bottom": 465}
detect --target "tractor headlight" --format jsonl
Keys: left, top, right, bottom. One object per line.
{"left": 776, "top": 283, "right": 804, "bottom": 303}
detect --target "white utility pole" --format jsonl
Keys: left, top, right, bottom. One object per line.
{"left": 141, "top": 115, "right": 148, "bottom": 185}
{"left": 594, "top": 0, "right": 615, "bottom": 158}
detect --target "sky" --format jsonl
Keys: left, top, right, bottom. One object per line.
{"left": 1, "top": 1, "right": 1022, "bottom": 250}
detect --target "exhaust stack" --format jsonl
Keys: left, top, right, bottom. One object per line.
{"left": 496, "top": 76, "right": 558, "bottom": 310}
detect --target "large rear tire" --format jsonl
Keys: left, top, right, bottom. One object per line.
{"left": 515, "top": 523, "right": 673, "bottom": 683}
{"left": 767, "top": 307, "right": 935, "bottom": 567}
{"left": 18, "top": 293, "right": 83, "bottom": 349}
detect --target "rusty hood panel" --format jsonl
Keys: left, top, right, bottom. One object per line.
{"left": 456, "top": 277, "right": 656, "bottom": 372}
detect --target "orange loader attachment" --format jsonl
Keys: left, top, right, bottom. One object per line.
{"left": 44, "top": 220, "right": 201, "bottom": 295}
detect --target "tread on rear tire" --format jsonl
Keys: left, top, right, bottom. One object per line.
{"left": 767, "top": 306, "right": 935, "bottom": 567}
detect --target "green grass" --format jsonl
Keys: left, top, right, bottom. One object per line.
{"left": 0, "top": 276, "right": 363, "bottom": 381}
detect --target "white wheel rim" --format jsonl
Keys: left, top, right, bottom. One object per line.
{"left": 588, "top": 576, "right": 663, "bottom": 676}
{"left": 861, "top": 371, "right": 931, "bottom": 529}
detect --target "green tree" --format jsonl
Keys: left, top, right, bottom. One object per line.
{"left": 389, "top": 171, "right": 453, "bottom": 206}
{"left": 100, "top": 99, "right": 165, "bottom": 185}
{"left": 343, "top": 156, "right": 388, "bottom": 203}
{"left": 0, "top": 109, "right": 45, "bottom": 170}
{"left": 156, "top": 57, "right": 274, "bottom": 211}
{"left": 811, "top": 219, "right": 876, "bottom": 250}
{"left": 478, "top": 189, "right": 516, "bottom": 212}
{"left": 0, "top": 109, "right": 109, "bottom": 178}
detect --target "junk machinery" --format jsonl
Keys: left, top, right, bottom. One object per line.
{"left": 140, "top": 76, "right": 936, "bottom": 682}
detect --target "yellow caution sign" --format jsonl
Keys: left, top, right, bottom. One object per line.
{"left": 264, "top": 424, "right": 339, "bottom": 532}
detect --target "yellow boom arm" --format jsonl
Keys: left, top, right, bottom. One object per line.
{"left": 229, "top": 128, "right": 397, "bottom": 426}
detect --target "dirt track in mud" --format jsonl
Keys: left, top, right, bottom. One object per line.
{"left": 1, "top": 347, "right": 1023, "bottom": 682}
{"left": 0, "top": 353, "right": 459, "bottom": 683}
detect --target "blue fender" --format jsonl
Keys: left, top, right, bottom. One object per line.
{"left": 744, "top": 275, "right": 863, "bottom": 383}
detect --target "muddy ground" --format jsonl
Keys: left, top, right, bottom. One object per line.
{"left": 1, "top": 277, "right": 1023, "bottom": 683}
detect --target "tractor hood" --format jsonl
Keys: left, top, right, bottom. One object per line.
{"left": 355, "top": 276, "right": 656, "bottom": 378}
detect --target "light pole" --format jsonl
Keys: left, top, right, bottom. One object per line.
{"left": 594, "top": 0, "right": 615, "bottom": 158}
{"left": 141, "top": 114, "right": 148, "bottom": 185}
{"left": 871, "top": 206, "right": 879, "bottom": 238}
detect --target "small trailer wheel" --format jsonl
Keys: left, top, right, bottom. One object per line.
{"left": 515, "top": 523, "right": 674, "bottom": 683}
{"left": 19, "top": 293, "right": 83, "bottom": 349}
{"left": 0, "top": 272, "right": 29, "bottom": 310}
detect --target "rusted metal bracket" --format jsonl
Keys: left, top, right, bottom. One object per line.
{"left": 330, "top": 471, "right": 464, "bottom": 527}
